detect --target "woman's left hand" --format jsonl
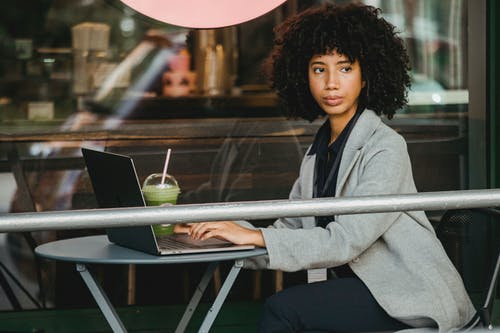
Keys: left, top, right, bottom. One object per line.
{"left": 188, "top": 221, "right": 265, "bottom": 247}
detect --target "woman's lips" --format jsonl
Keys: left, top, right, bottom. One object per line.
{"left": 323, "top": 96, "right": 343, "bottom": 106}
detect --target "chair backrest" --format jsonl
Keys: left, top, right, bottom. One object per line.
{"left": 436, "top": 208, "right": 500, "bottom": 330}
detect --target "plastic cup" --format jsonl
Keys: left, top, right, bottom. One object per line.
{"left": 142, "top": 173, "right": 180, "bottom": 236}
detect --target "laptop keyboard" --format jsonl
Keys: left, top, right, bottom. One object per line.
{"left": 156, "top": 233, "right": 237, "bottom": 252}
{"left": 157, "top": 236, "right": 202, "bottom": 250}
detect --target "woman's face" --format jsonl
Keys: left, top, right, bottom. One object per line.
{"left": 308, "top": 51, "right": 365, "bottom": 122}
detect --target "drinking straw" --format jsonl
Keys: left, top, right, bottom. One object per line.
{"left": 161, "top": 148, "right": 172, "bottom": 185}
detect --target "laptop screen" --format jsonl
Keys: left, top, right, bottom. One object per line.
{"left": 82, "top": 147, "right": 160, "bottom": 254}
{"left": 82, "top": 148, "right": 146, "bottom": 208}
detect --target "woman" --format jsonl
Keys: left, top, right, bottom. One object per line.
{"left": 178, "top": 3, "right": 476, "bottom": 332}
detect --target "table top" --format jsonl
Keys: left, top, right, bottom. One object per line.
{"left": 35, "top": 235, "right": 267, "bottom": 265}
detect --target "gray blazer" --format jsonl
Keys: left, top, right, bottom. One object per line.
{"left": 244, "top": 110, "right": 476, "bottom": 332}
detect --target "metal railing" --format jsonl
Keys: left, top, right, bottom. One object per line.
{"left": 0, "top": 189, "right": 499, "bottom": 233}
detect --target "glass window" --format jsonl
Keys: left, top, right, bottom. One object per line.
{"left": 364, "top": 0, "right": 469, "bottom": 193}
{"left": 0, "top": 0, "right": 480, "bottom": 312}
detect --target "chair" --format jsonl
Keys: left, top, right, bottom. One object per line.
{"left": 297, "top": 208, "right": 500, "bottom": 333}
{"left": 435, "top": 208, "right": 500, "bottom": 330}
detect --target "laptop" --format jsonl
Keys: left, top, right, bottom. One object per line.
{"left": 81, "top": 147, "right": 255, "bottom": 255}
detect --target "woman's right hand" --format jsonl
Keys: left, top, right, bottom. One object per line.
{"left": 187, "top": 221, "right": 266, "bottom": 247}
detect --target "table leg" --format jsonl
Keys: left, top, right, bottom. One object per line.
{"left": 175, "top": 262, "right": 218, "bottom": 333}
{"left": 76, "top": 263, "right": 128, "bottom": 333}
{"left": 197, "top": 259, "right": 243, "bottom": 333}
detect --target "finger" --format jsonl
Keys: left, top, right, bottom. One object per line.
{"left": 200, "top": 229, "right": 223, "bottom": 241}
{"left": 191, "top": 223, "right": 213, "bottom": 239}
{"left": 199, "top": 230, "right": 215, "bottom": 241}
{"left": 188, "top": 222, "right": 203, "bottom": 235}
{"left": 173, "top": 223, "right": 190, "bottom": 233}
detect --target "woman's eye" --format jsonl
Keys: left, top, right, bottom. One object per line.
{"left": 313, "top": 67, "right": 325, "bottom": 74}
{"left": 340, "top": 66, "right": 352, "bottom": 73}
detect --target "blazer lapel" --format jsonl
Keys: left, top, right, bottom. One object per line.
{"left": 336, "top": 148, "right": 361, "bottom": 194}
{"left": 299, "top": 153, "right": 317, "bottom": 228}
{"left": 301, "top": 154, "right": 316, "bottom": 199}
{"left": 336, "top": 109, "right": 381, "bottom": 195}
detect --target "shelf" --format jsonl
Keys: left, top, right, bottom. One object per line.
{"left": 85, "top": 93, "right": 283, "bottom": 119}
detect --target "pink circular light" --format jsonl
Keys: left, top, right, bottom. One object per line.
{"left": 120, "top": 0, "right": 287, "bottom": 29}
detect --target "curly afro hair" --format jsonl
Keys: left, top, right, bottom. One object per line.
{"left": 268, "top": 3, "right": 411, "bottom": 121}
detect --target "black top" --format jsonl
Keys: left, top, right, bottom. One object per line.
{"left": 309, "top": 110, "right": 362, "bottom": 225}
{"left": 308, "top": 110, "right": 363, "bottom": 278}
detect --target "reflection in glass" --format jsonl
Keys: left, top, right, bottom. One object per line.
{"left": 0, "top": 0, "right": 473, "bottom": 312}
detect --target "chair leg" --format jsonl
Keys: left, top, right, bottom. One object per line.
{"left": 275, "top": 270, "right": 283, "bottom": 292}
{"left": 252, "top": 270, "right": 262, "bottom": 300}
{"left": 213, "top": 266, "right": 221, "bottom": 294}
{"left": 0, "top": 264, "right": 22, "bottom": 310}
{"left": 0, "top": 262, "right": 41, "bottom": 309}
{"left": 126, "top": 264, "right": 136, "bottom": 305}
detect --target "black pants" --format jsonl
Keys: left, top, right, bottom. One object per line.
{"left": 258, "top": 277, "right": 411, "bottom": 333}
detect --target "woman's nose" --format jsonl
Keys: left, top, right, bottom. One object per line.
{"left": 326, "top": 74, "right": 339, "bottom": 89}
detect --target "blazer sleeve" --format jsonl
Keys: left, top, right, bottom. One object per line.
{"left": 260, "top": 131, "right": 417, "bottom": 272}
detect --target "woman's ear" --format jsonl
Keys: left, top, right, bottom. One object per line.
{"left": 362, "top": 80, "right": 367, "bottom": 88}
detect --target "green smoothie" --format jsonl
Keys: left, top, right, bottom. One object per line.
{"left": 142, "top": 184, "right": 180, "bottom": 206}
{"left": 142, "top": 183, "right": 180, "bottom": 236}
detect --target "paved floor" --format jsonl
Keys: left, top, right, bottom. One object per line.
{"left": 0, "top": 301, "right": 263, "bottom": 332}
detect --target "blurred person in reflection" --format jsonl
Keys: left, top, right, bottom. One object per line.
{"left": 175, "top": 3, "right": 476, "bottom": 332}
